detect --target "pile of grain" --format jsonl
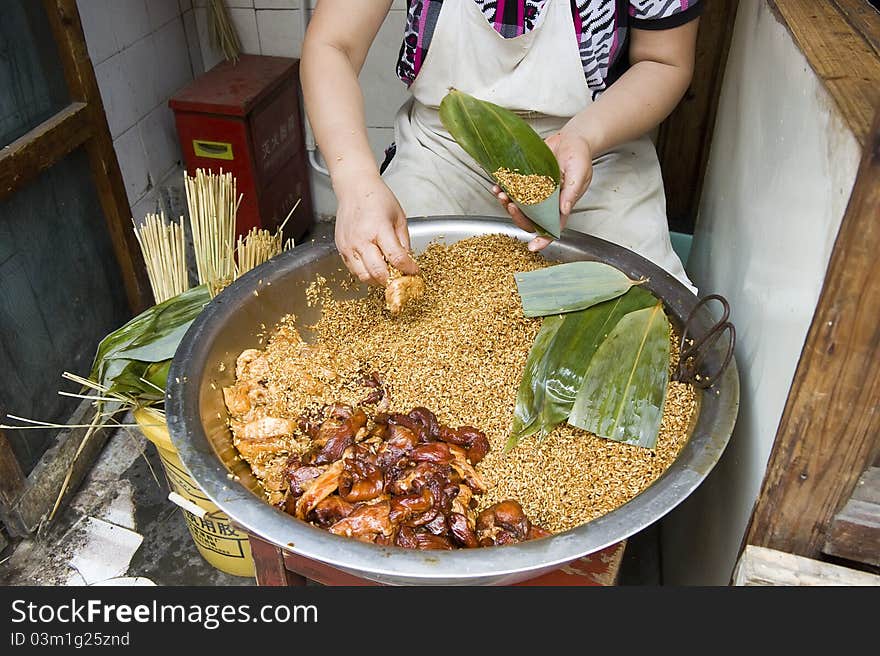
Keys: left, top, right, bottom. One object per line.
{"left": 258, "top": 234, "right": 696, "bottom": 533}
{"left": 493, "top": 168, "right": 556, "bottom": 205}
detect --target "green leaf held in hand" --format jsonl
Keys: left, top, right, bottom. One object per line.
{"left": 568, "top": 302, "right": 670, "bottom": 449}
{"left": 507, "top": 287, "right": 658, "bottom": 450}
{"left": 439, "top": 88, "right": 561, "bottom": 238}
{"left": 515, "top": 261, "right": 644, "bottom": 317}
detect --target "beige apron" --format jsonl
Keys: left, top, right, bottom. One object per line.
{"left": 383, "top": 0, "right": 694, "bottom": 291}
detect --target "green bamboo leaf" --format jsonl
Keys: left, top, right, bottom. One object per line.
{"left": 507, "top": 313, "right": 564, "bottom": 451}
{"left": 568, "top": 303, "right": 670, "bottom": 448}
{"left": 90, "top": 285, "right": 210, "bottom": 390}
{"left": 515, "top": 261, "right": 643, "bottom": 317}
{"left": 507, "top": 287, "right": 657, "bottom": 450}
{"left": 439, "top": 89, "right": 561, "bottom": 238}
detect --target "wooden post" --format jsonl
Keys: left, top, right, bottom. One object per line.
{"left": 742, "top": 107, "right": 880, "bottom": 560}
{"left": 655, "top": 0, "right": 739, "bottom": 233}
{"left": 43, "top": 0, "right": 151, "bottom": 313}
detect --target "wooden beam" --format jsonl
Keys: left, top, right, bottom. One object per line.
{"left": 43, "top": 0, "right": 151, "bottom": 313}
{"left": 0, "top": 102, "right": 91, "bottom": 201}
{"left": 734, "top": 545, "right": 880, "bottom": 586}
{"left": 7, "top": 400, "right": 112, "bottom": 536}
{"left": 655, "top": 0, "right": 739, "bottom": 233}
{"left": 769, "top": 0, "right": 880, "bottom": 148}
{"left": 823, "top": 467, "right": 880, "bottom": 566}
{"left": 743, "top": 108, "right": 880, "bottom": 559}
{"left": 0, "top": 429, "right": 27, "bottom": 519}
{"left": 830, "top": 0, "right": 880, "bottom": 59}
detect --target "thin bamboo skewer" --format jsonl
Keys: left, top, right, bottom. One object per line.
{"left": 132, "top": 211, "right": 189, "bottom": 304}
{"left": 234, "top": 198, "right": 300, "bottom": 276}
{"left": 185, "top": 168, "right": 238, "bottom": 296}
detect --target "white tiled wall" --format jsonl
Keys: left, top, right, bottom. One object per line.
{"left": 195, "top": 0, "right": 412, "bottom": 219}
{"left": 78, "top": 0, "right": 198, "bottom": 221}
{"left": 80, "top": 0, "right": 411, "bottom": 223}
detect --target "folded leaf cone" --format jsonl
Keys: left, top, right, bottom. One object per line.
{"left": 568, "top": 303, "right": 670, "bottom": 448}
{"left": 438, "top": 88, "right": 561, "bottom": 238}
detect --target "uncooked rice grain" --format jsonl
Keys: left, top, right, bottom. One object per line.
{"left": 257, "top": 235, "right": 696, "bottom": 533}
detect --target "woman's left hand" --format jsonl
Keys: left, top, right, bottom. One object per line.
{"left": 493, "top": 129, "right": 593, "bottom": 251}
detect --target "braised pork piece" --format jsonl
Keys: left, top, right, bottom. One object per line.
{"left": 279, "top": 403, "right": 547, "bottom": 549}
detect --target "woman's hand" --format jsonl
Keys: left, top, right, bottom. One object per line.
{"left": 492, "top": 128, "right": 593, "bottom": 251}
{"left": 334, "top": 172, "right": 419, "bottom": 285}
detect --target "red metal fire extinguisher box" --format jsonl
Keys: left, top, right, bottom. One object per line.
{"left": 169, "top": 54, "right": 314, "bottom": 242}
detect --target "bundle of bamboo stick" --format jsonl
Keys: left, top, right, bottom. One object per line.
{"left": 132, "top": 212, "right": 189, "bottom": 304}
{"left": 184, "top": 168, "right": 241, "bottom": 296}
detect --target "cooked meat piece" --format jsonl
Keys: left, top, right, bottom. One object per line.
{"left": 449, "top": 512, "right": 478, "bottom": 548}
{"left": 385, "top": 274, "right": 425, "bottom": 315}
{"left": 410, "top": 442, "right": 454, "bottom": 465}
{"left": 423, "top": 512, "right": 448, "bottom": 536}
{"left": 527, "top": 525, "right": 552, "bottom": 540}
{"left": 407, "top": 407, "right": 440, "bottom": 440}
{"left": 412, "top": 532, "right": 454, "bottom": 550}
{"left": 476, "top": 500, "right": 530, "bottom": 545}
{"left": 376, "top": 424, "right": 418, "bottom": 469}
{"left": 311, "top": 496, "right": 355, "bottom": 527}
{"left": 390, "top": 488, "right": 438, "bottom": 528}
{"left": 338, "top": 459, "right": 385, "bottom": 503}
{"left": 359, "top": 372, "right": 385, "bottom": 405}
{"left": 233, "top": 436, "right": 289, "bottom": 461}
{"left": 438, "top": 426, "right": 490, "bottom": 464}
{"left": 235, "top": 349, "right": 270, "bottom": 382}
{"left": 285, "top": 464, "right": 324, "bottom": 498}
{"left": 387, "top": 461, "right": 447, "bottom": 496}
{"left": 237, "top": 416, "right": 295, "bottom": 442}
{"left": 328, "top": 501, "right": 394, "bottom": 542}
{"left": 295, "top": 460, "right": 344, "bottom": 519}
{"left": 448, "top": 444, "right": 488, "bottom": 493}
{"left": 223, "top": 382, "right": 267, "bottom": 419}
{"left": 388, "top": 413, "right": 430, "bottom": 443}
{"left": 395, "top": 525, "right": 419, "bottom": 549}
{"left": 449, "top": 484, "right": 475, "bottom": 523}
{"left": 312, "top": 422, "right": 355, "bottom": 465}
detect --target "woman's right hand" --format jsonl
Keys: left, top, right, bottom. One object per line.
{"left": 334, "top": 172, "right": 419, "bottom": 285}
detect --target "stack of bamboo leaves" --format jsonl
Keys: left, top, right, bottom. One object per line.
{"left": 509, "top": 262, "right": 670, "bottom": 451}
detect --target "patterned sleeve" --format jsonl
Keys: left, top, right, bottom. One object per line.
{"left": 628, "top": 0, "right": 703, "bottom": 30}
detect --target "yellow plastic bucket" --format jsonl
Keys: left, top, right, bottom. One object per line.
{"left": 134, "top": 407, "right": 255, "bottom": 578}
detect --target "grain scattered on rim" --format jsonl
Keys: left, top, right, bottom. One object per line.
{"left": 257, "top": 234, "right": 696, "bottom": 533}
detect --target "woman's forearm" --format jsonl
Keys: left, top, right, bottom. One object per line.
{"left": 300, "top": 1, "right": 391, "bottom": 192}
{"left": 565, "top": 20, "right": 699, "bottom": 155}
{"left": 302, "top": 44, "right": 378, "bottom": 189}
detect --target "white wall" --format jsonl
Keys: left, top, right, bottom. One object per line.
{"left": 660, "top": 0, "right": 862, "bottom": 584}
{"left": 77, "top": 0, "right": 198, "bottom": 221}
{"left": 195, "top": 0, "right": 411, "bottom": 220}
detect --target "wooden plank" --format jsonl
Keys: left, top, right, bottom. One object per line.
{"left": 250, "top": 535, "right": 305, "bottom": 586}
{"left": 743, "top": 108, "right": 880, "bottom": 559}
{"left": 831, "top": 0, "right": 880, "bottom": 59}
{"left": 824, "top": 498, "right": 880, "bottom": 566}
{"left": 655, "top": 0, "right": 739, "bottom": 233}
{"left": 8, "top": 399, "right": 113, "bottom": 536}
{"left": 44, "top": 0, "right": 150, "bottom": 314}
{"left": 0, "top": 429, "right": 26, "bottom": 507}
{"left": 823, "top": 467, "right": 880, "bottom": 566}
{"left": 0, "top": 102, "right": 91, "bottom": 200}
{"left": 734, "top": 545, "right": 880, "bottom": 586}
{"left": 769, "top": 1, "right": 880, "bottom": 148}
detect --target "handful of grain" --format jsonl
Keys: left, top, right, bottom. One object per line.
{"left": 493, "top": 168, "right": 556, "bottom": 206}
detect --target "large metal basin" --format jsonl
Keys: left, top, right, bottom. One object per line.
{"left": 166, "top": 217, "right": 739, "bottom": 585}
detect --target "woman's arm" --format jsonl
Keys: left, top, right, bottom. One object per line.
{"left": 301, "top": 0, "right": 418, "bottom": 284}
{"left": 496, "top": 19, "right": 700, "bottom": 250}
